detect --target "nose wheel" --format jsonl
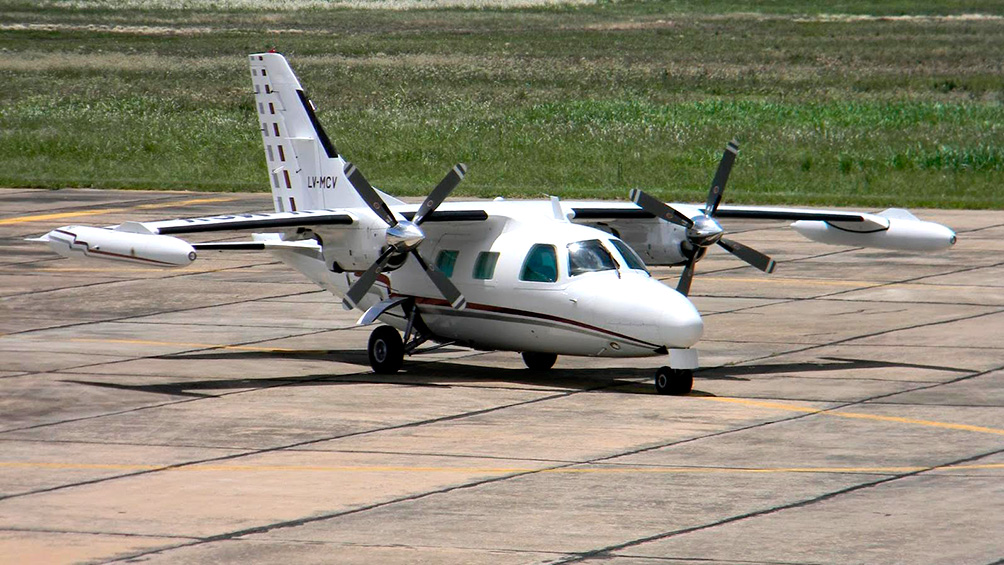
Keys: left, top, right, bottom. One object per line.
{"left": 522, "top": 351, "right": 557, "bottom": 371}
{"left": 655, "top": 366, "right": 693, "bottom": 395}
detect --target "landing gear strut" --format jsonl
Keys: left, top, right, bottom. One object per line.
{"left": 654, "top": 366, "right": 693, "bottom": 396}
{"left": 365, "top": 298, "right": 448, "bottom": 374}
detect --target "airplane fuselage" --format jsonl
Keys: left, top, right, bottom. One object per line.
{"left": 274, "top": 200, "right": 704, "bottom": 359}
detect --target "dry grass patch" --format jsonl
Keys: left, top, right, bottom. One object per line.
{"left": 30, "top": 0, "right": 597, "bottom": 10}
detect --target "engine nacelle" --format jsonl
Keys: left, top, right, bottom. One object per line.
{"left": 791, "top": 211, "right": 956, "bottom": 252}
{"left": 588, "top": 219, "right": 690, "bottom": 266}
{"left": 40, "top": 225, "right": 197, "bottom": 267}
{"left": 314, "top": 226, "right": 391, "bottom": 272}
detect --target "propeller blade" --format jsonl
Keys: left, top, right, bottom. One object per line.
{"left": 676, "top": 255, "right": 697, "bottom": 296}
{"left": 718, "top": 237, "right": 776, "bottom": 273}
{"left": 342, "top": 247, "right": 397, "bottom": 311}
{"left": 629, "top": 189, "right": 694, "bottom": 228}
{"left": 344, "top": 162, "right": 398, "bottom": 227}
{"left": 706, "top": 139, "right": 738, "bottom": 216}
{"left": 410, "top": 250, "right": 467, "bottom": 310}
{"left": 412, "top": 163, "right": 467, "bottom": 226}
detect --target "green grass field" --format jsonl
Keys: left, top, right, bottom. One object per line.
{"left": 1, "top": 1, "right": 1002, "bottom": 207}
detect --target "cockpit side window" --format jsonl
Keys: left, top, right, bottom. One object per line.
{"left": 610, "top": 238, "right": 649, "bottom": 274}
{"left": 567, "top": 239, "right": 617, "bottom": 277}
{"left": 519, "top": 244, "right": 558, "bottom": 283}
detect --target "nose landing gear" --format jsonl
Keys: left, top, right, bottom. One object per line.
{"left": 655, "top": 366, "right": 693, "bottom": 395}
{"left": 521, "top": 351, "right": 557, "bottom": 371}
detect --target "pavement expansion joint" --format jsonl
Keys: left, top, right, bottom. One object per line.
{"left": 553, "top": 445, "right": 1004, "bottom": 565}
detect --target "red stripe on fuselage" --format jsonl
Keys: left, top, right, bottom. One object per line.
{"left": 400, "top": 294, "right": 662, "bottom": 350}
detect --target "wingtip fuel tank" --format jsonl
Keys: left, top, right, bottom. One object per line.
{"left": 37, "top": 225, "right": 197, "bottom": 268}
{"left": 791, "top": 213, "right": 956, "bottom": 252}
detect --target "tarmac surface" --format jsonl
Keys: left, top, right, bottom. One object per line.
{"left": 0, "top": 188, "right": 1002, "bottom": 565}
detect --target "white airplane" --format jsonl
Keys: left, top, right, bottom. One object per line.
{"left": 32, "top": 52, "right": 957, "bottom": 395}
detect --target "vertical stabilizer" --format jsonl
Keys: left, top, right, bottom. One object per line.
{"left": 248, "top": 52, "right": 367, "bottom": 212}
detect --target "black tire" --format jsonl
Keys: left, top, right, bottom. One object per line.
{"left": 368, "top": 326, "right": 404, "bottom": 374}
{"left": 522, "top": 351, "right": 557, "bottom": 371}
{"left": 654, "top": 366, "right": 693, "bottom": 396}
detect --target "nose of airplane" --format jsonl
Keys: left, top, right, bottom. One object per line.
{"left": 570, "top": 275, "right": 703, "bottom": 351}
{"left": 652, "top": 280, "right": 704, "bottom": 348}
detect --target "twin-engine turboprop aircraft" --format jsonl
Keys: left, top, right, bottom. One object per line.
{"left": 32, "top": 52, "right": 957, "bottom": 395}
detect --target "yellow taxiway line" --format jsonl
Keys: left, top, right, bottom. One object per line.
{"left": 698, "top": 276, "right": 872, "bottom": 287}
{"left": 67, "top": 337, "right": 313, "bottom": 354}
{"left": 0, "top": 196, "right": 239, "bottom": 226}
{"left": 703, "top": 396, "right": 1004, "bottom": 436}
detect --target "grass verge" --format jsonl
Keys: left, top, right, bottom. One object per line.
{"left": 0, "top": 1, "right": 1001, "bottom": 208}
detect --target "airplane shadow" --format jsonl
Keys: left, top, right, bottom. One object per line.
{"left": 696, "top": 356, "right": 971, "bottom": 380}
{"left": 63, "top": 353, "right": 970, "bottom": 399}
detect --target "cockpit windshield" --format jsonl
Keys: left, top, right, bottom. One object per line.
{"left": 567, "top": 239, "right": 618, "bottom": 277}
{"left": 610, "top": 238, "right": 649, "bottom": 274}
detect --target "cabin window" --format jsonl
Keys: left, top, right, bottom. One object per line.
{"left": 610, "top": 238, "right": 649, "bottom": 274}
{"left": 435, "top": 250, "right": 459, "bottom": 278}
{"left": 520, "top": 244, "right": 557, "bottom": 283}
{"left": 472, "top": 251, "right": 500, "bottom": 280}
{"left": 567, "top": 239, "right": 616, "bottom": 277}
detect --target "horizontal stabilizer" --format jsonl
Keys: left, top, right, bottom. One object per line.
{"left": 192, "top": 242, "right": 265, "bottom": 251}
{"left": 194, "top": 238, "right": 323, "bottom": 260}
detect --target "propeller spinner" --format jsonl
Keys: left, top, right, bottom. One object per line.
{"left": 341, "top": 163, "right": 468, "bottom": 311}
{"left": 630, "top": 140, "right": 776, "bottom": 296}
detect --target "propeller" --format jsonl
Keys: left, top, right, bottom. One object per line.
{"left": 630, "top": 140, "right": 775, "bottom": 296}
{"left": 342, "top": 163, "right": 468, "bottom": 311}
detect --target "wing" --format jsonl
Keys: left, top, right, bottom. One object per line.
{"left": 570, "top": 201, "right": 883, "bottom": 226}
{"left": 31, "top": 201, "right": 491, "bottom": 270}
{"left": 140, "top": 209, "right": 354, "bottom": 235}
{"left": 567, "top": 200, "right": 956, "bottom": 263}
{"left": 29, "top": 208, "right": 357, "bottom": 268}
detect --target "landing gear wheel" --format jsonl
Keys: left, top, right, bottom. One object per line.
{"left": 522, "top": 351, "right": 557, "bottom": 371}
{"left": 654, "top": 366, "right": 693, "bottom": 396}
{"left": 368, "top": 326, "right": 404, "bottom": 374}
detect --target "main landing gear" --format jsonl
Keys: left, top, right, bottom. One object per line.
{"left": 654, "top": 366, "right": 693, "bottom": 396}
{"left": 365, "top": 298, "right": 445, "bottom": 374}
{"left": 368, "top": 326, "right": 404, "bottom": 374}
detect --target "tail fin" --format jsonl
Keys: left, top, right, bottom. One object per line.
{"left": 248, "top": 52, "right": 369, "bottom": 212}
